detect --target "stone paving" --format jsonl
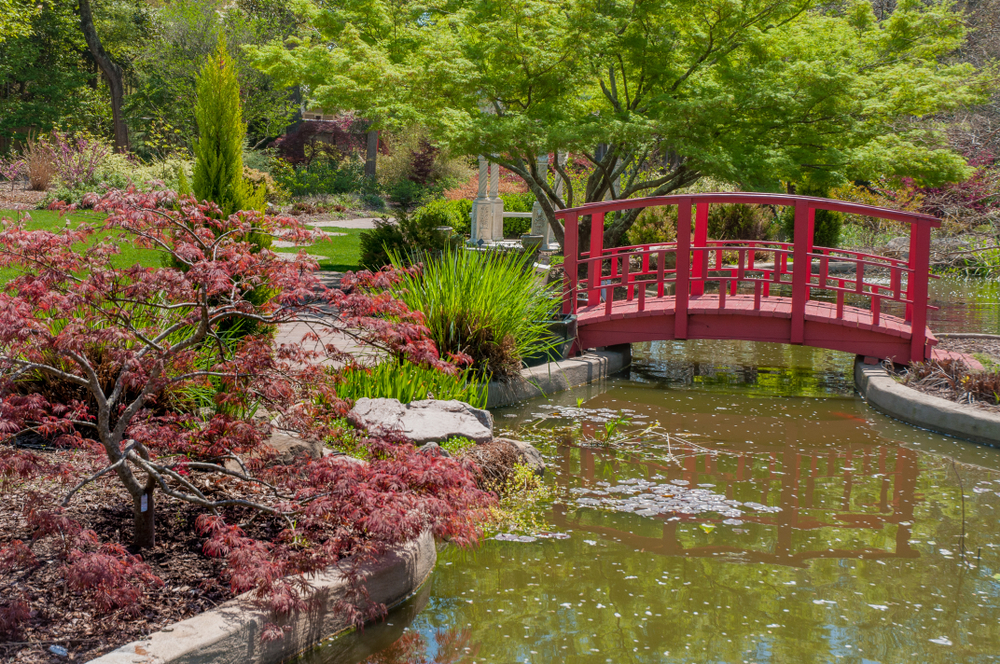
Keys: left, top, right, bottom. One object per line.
{"left": 273, "top": 268, "right": 381, "bottom": 367}
{"left": 308, "top": 217, "right": 382, "bottom": 229}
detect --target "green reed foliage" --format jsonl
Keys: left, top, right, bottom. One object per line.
{"left": 337, "top": 360, "right": 486, "bottom": 408}
{"left": 389, "top": 247, "right": 558, "bottom": 380}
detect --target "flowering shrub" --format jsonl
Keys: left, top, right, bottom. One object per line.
{"left": 0, "top": 158, "right": 26, "bottom": 191}
{"left": 909, "top": 151, "right": 1000, "bottom": 231}
{"left": 0, "top": 189, "right": 491, "bottom": 637}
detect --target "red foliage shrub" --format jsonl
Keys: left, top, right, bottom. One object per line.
{"left": 0, "top": 188, "right": 492, "bottom": 639}
{"left": 272, "top": 115, "right": 378, "bottom": 166}
{"left": 64, "top": 543, "right": 164, "bottom": 614}
{"left": 907, "top": 149, "right": 1000, "bottom": 229}
{"left": 0, "top": 599, "right": 30, "bottom": 637}
{"left": 408, "top": 140, "right": 439, "bottom": 186}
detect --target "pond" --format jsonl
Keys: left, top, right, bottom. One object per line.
{"left": 299, "top": 277, "right": 1000, "bottom": 664}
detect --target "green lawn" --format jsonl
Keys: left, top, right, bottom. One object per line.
{"left": 272, "top": 225, "right": 363, "bottom": 272}
{"left": 0, "top": 209, "right": 165, "bottom": 270}
{"left": 0, "top": 211, "right": 362, "bottom": 281}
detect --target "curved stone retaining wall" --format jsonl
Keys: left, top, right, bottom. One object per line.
{"left": 486, "top": 347, "right": 631, "bottom": 409}
{"left": 854, "top": 358, "right": 1000, "bottom": 447}
{"left": 87, "top": 531, "right": 437, "bottom": 664}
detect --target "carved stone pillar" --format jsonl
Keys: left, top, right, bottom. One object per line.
{"left": 531, "top": 154, "right": 549, "bottom": 237}
{"left": 472, "top": 155, "right": 502, "bottom": 243}
{"left": 489, "top": 160, "right": 504, "bottom": 239}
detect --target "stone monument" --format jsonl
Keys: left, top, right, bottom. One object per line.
{"left": 471, "top": 156, "right": 505, "bottom": 244}
{"left": 530, "top": 151, "right": 566, "bottom": 249}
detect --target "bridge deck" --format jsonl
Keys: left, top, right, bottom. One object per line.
{"left": 578, "top": 294, "right": 917, "bottom": 336}
{"left": 576, "top": 294, "right": 938, "bottom": 362}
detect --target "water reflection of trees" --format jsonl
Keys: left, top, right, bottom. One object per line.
{"left": 357, "top": 629, "right": 479, "bottom": 664}
{"left": 350, "top": 406, "right": 1000, "bottom": 664}
{"left": 633, "top": 338, "right": 856, "bottom": 397}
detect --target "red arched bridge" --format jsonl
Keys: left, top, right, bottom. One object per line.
{"left": 557, "top": 193, "right": 941, "bottom": 364}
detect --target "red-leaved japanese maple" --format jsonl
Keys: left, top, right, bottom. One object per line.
{"left": 0, "top": 189, "right": 491, "bottom": 638}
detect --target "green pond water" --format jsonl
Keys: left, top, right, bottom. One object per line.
{"left": 300, "top": 277, "right": 1000, "bottom": 664}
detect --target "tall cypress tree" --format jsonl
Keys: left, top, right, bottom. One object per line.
{"left": 192, "top": 37, "right": 264, "bottom": 218}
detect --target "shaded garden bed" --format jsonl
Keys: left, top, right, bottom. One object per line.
{"left": 1, "top": 450, "right": 243, "bottom": 663}
{"left": 895, "top": 338, "right": 1000, "bottom": 415}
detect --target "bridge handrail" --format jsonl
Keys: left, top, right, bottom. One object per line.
{"left": 586, "top": 240, "right": 914, "bottom": 272}
{"left": 554, "top": 192, "right": 941, "bottom": 228}
{"left": 558, "top": 192, "right": 937, "bottom": 363}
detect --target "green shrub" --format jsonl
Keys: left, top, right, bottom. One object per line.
{"left": 276, "top": 160, "right": 369, "bottom": 197}
{"left": 387, "top": 178, "right": 434, "bottom": 209}
{"left": 388, "top": 247, "right": 559, "bottom": 380}
{"left": 781, "top": 184, "right": 843, "bottom": 248}
{"left": 412, "top": 198, "right": 473, "bottom": 235}
{"left": 708, "top": 204, "right": 775, "bottom": 241}
{"left": 503, "top": 215, "right": 532, "bottom": 237}
{"left": 359, "top": 192, "right": 386, "bottom": 210}
{"left": 359, "top": 207, "right": 460, "bottom": 270}
{"left": 337, "top": 360, "right": 485, "bottom": 408}
{"left": 191, "top": 37, "right": 265, "bottom": 218}
{"left": 500, "top": 192, "right": 535, "bottom": 236}
{"left": 499, "top": 192, "right": 535, "bottom": 212}
{"left": 243, "top": 167, "right": 288, "bottom": 204}
{"left": 242, "top": 145, "right": 279, "bottom": 175}
{"left": 625, "top": 206, "right": 678, "bottom": 246}
{"left": 359, "top": 218, "right": 406, "bottom": 270}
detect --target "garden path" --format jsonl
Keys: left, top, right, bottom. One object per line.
{"left": 309, "top": 217, "right": 380, "bottom": 229}
{"left": 274, "top": 270, "right": 381, "bottom": 367}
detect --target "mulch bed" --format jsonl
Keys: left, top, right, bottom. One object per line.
{"left": 935, "top": 336, "right": 1000, "bottom": 364}
{"left": 0, "top": 183, "right": 47, "bottom": 211}
{"left": 895, "top": 337, "right": 1000, "bottom": 415}
{"left": 0, "top": 449, "right": 257, "bottom": 663}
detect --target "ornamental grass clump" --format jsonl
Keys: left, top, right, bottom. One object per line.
{"left": 337, "top": 360, "right": 485, "bottom": 408}
{"left": 389, "top": 247, "right": 559, "bottom": 380}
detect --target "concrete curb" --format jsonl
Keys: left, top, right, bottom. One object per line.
{"left": 87, "top": 531, "right": 437, "bottom": 664}
{"left": 485, "top": 348, "right": 630, "bottom": 409}
{"left": 854, "top": 358, "right": 1000, "bottom": 447}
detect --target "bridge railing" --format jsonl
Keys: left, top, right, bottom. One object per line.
{"left": 555, "top": 193, "right": 941, "bottom": 362}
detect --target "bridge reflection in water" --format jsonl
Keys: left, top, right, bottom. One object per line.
{"left": 551, "top": 423, "right": 920, "bottom": 567}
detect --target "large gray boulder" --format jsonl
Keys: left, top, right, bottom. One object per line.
{"left": 349, "top": 398, "right": 493, "bottom": 444}
{"left": 265, "top": 431, "right": 330, "bottom": 463}
{"left": 498, "top": 438, "right": 546, "bottom": 476}
{"left": 458, "top": 438, "right": 546, "bottom": 490}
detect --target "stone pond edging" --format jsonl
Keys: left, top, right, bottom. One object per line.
{"left": 484, "top": 347, "right": 631, "bottom": 409}
{"left": 86, "top": 531, "right": 436, "bottom": 664}
{"left": 854, "top": 358, "right": 1000, "bottom": 447}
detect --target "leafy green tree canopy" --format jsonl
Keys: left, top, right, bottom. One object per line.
{"left": 252, "top": 0, "right": 988, "bottom": 246}
{"left": 0, "top": 0, "right": 38, "bottom": 43}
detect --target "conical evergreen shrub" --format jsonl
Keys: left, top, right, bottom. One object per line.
{"left": 192, "top": 37, "right": 266, "bottom": 221}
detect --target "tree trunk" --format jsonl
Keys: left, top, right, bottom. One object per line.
{"left": 365, "top": 129, "right": 379, "bottom": 181}
{"left": 78, "top": 0, "right": 129, "bottom": 152}
{"left": 132, "top": 483, "right": 155, "bottom": 549}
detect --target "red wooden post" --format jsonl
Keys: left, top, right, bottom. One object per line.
{"left": 563, "top": 213, "right": 578, "bottom": 315}
{"left": 587, "top": 212, "right": 605, "bottom": 307}
{"left": 691, "top": 202, "right": 708, "bottom": 296}
{"left": 807, "top": 208, "right": 816, "bottom": 253}
{"left": 675, "top": 199, "right": 692, "bottom": 339}
{"left": 908, "top": 220, "right": 932, "bottom": 362}
{"left": 790, "top": 200, "right": 810, "bottom": 344}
